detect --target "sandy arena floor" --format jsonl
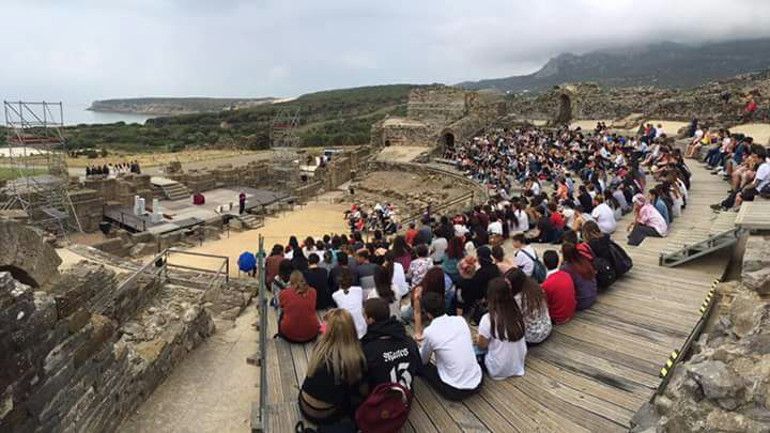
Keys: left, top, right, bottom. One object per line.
{"left": 167, "top": 195, "right": 349, "bottom": 277}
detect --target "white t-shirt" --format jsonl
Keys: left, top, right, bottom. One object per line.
{"left": 513, "top": 209, "right": 530, "bottom": 232}
{"left": 478, "top": 313, "right": 527, "bottom": 380}
{"left": 391, "top": 262, "right": 409, "bottom": 297}
{"left": 420, "top": 315, "right": 483, "bottom": 389}
{"left": 487, "top": 221, "right": 503, "bottom": 236}
{"left": 430, "top": 237, "right": 448, "bottom": 263}
{"left": 515, "top": 245, "right": 537, "bottom": 277}
{"left": 756, "top": 159, "right": 770, "bottom": 190}
{"left": 333, "top": 287, "right": 367, "bottom": 339}
{"left": 530, "top": 182, "right": 541, "bottom": 196}
{"left": 591, "top": 203, "right": 617, "bottom": 234}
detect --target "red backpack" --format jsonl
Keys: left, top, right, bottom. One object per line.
{"left": 355, "top": 383, "right": 412, "bottom": 433}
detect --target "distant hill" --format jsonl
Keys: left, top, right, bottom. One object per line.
{"left": 67, "top": 85, "right": 420, "bottom": 150}
{"left": 459, "top": 38, "right": 770, "bottom": 92}
{"left": 87, "top": 97, "right": 278, "bottom": 116}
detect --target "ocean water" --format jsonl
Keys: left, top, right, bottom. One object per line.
{"left": 63, "top": 102, "right": 155, "bottom": 126}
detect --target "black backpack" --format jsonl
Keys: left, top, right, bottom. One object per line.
{"left": 593, "top": 256, "right": 616, "bottom": 289}
{"left": 608, "top": 240, "right": 633, "bottom": 276}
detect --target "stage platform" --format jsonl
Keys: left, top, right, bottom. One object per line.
{"left": 104, "top": 186, "right": 290, "bottom": 234}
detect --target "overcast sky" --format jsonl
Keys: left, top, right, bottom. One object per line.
{"left": 2, "top": 0, "right": 770, "bottom": 103}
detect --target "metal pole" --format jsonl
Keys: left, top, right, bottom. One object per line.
{"left": 256, "top": 235, "right": 268, "bottom": 432}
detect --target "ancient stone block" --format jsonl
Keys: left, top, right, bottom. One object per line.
{"left": 742, "top": 267, "right": 770, "bottom": 295}
{"left": 0, "top": 220, "right": 61, "bottom": 288}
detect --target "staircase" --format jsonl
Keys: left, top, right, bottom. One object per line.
{"left": 659, "top": 211, "right": 741, "bottom": 267}
{"left": 160, "top": 182, "right": 191, "bottom": 201}
{"left": 234, "top": 213, "right": 264, "bottom": 229}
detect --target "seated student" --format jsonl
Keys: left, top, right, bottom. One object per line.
{"left": 627, "top": 193, "right": 668, "bottom": 246}
{"left": 299, "top": 309, "right": 368, "bottom": 425}
{"left": 369, "top": 265, "right": 406, "bottom": 320}
{"left": 238, "top": 251, "right": 257, "bottom": 277}
{"left": 278, "top": 271, "right": 321, "bottom": 343}
{"left": 360, "top": 298, "right": 422, "bottom": 390}
{"left": 475, "top": 277, "right": 527, "bottom": 380}
{"left": 590, "top": 195, "right": 617, "bottom": 234}
{"left": 541, "top": 250, "right": 577, "bottom": 324}
{"left": 355, "top": 249, "right": 379, "bottom": 297}
{"left": 304, "top": 253, "right": 333, "bottom": 310}
{"left": 512, "top": 233, "right": 538, "bottom": 278}
{"left": 456, "top": 246, "right": 500, "bottom": 319}
{"left": 411, "top": 267, "right": 449, "bottom": 340}
{"left": 407, "top": 244, "right": 433, "bottom": 289}
{"left": 332, "top": 268, "right": 367, "bottom": 339}
{"left": 560, "top": 243, "right": 597, "bottom": 311}
{"left": 419, "top": 292, "right": 483, "bottom": 401}
{"left": 270, "top": 259, "right": 293, "bottom": 309}
{"left": 505, "top": 269, "right": 552, "bottom": 344}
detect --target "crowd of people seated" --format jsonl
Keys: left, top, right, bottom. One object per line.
{"left": 344, "top": 202, "right": 399, "bottom": 235}
{"left": 84, "top": 160, "right": 141, "bottom": 178}
{"left": 682, "top": 126, "right": 770, "bottom": 211}
{"left": 262, "top": 124, "right": 713, "bottom": 431}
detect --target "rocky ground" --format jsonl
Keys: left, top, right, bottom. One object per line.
{"left": 351, "top": 170, "right": 476, "bottom": 219}
{"left": 632, "top": 235, "right": 770, "bottom": 433}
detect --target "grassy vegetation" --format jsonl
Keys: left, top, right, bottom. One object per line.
{"left": 0, "top": 166, "right": 47, "bottom": 182}
{"left": 63, "top": 84, "right": 418, "bottom": 152}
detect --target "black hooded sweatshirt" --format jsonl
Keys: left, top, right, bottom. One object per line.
{"left": 360, "top": 317, "right": 422, "bottom": 390}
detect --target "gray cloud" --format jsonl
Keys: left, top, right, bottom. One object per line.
{"left": 2, "top": 0, "right": 770, "bottom": 103}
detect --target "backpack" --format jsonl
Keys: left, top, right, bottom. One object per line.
{"left": 295, "top": 420, "right": 356, "bottom": 433}
{"left": 355, "top": 383, "right": 412, "bottom": 433}
{"left": 608, "top": 240, "right": 633, "bottom": 276}
{"left": 518, "top": 249, "right": 547, "bottom": 283}
{"left": 593, "top": 256, "right": 616, "bottom": 289}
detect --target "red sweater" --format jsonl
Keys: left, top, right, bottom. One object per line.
{"left": 541, "top": 270, "right": 577, "bottom": 325}
{"left": 279, "top": 287, "right": 320, "bottom": 343}
{"left": 550, "top": 212, "right": 565, "bottom": 230}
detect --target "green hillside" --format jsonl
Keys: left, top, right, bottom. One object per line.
{"left": 64, "top": 84, "right": 418, "bottom": 152}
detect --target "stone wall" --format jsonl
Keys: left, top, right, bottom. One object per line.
{"left": 632, "top": 235, "right": 770, "bottom": 433}
{"left": 0, "top": 219, "right": 61, "bottom": 287}
{"left": 407, "top": 86, "right": 469, "bottom": 129}
{"left": 0, "top": 259, "right": 214, "bottom": 433}
{"left": 371, "top": 86, "right": 505, "bottom": 148}
{"left": 508, "top": 70, "right": 770, "bottom": 128}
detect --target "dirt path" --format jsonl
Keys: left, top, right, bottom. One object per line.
{"left": 118, "top": 307, "right": 259, "bottom": 433}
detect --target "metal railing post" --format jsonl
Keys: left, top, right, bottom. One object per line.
{"left": 254, "top": 235, "right": 268, "bottom": 432}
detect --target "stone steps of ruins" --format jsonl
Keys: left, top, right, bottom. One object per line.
{"left": 236, "top": 213, "right": 264, "bottom": 230}
{"left": 161, "top": 182, "right": 192, "bottom": 201}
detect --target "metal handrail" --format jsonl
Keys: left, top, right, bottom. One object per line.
{"left": 253, "top": 235, "right": 268, "bottom": 432}
{"left": 400, "top": 190, "right": 476, "bottom": 227}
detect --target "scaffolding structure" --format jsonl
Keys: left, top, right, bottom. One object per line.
{"left": 1, "top": 101, "right": 82, "bottom": 237}
{"left": 269, "top": 108, "right": 302, "bottom": 189}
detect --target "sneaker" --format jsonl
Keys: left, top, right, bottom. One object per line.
{"left": 710, "top": 203, "right": 723, "bottom": 211}
{"left": 717, "top": 170, "right": 727, "bottom": 176}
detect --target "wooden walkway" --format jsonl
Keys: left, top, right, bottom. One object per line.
{"left": 736, "top": 200, "right": 770, "bottom": 230}
{"left": 259, "top": 162, "right": 734, "bottom": 433}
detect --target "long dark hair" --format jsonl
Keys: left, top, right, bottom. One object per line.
{"left": 486, "top": 277, "right": 525, "bottom": 341}
{"left": 562, "top": 242, "right": 595, "bottom": 280}
{"left": 391, "top": 235, "right": 410, "bottom": 258}
{"left": 421, "top": 268, "right": 445, "bottom": 298}
{"left": 373, "top": 265, "right": 395, "bottom": 303}
{"left": 446, "top": 236, "right": 465, "bottom": 260}
{"left": 505, "top": 268, "right": 545, "bottom": 318}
